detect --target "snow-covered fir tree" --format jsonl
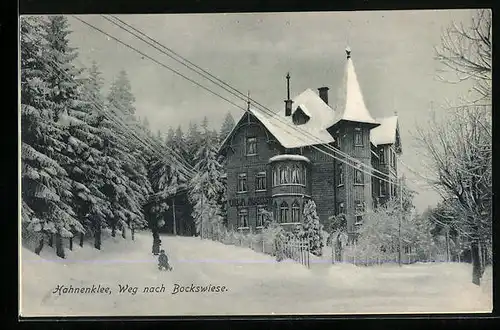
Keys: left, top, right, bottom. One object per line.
{"left": 219, "top": 111, "right": 235, "bottom": 143}
{"left": 165, "top": 127, "right": 175, "bottom": 145}
{"left": 298, "top": 200, "right": 324, "bottom": 256}
{"left": 172, "top": 125, "right": 190, "bottom": 163}
{"left": 66, "top": 61, "right": 113, "bottom": 249}
{"left": 188, "top": 122, "right": 225, "bottom": 240}
{"left": 186, "top": 121, "right": 202, "bottom": 166}
{"left": 107, "top": 70, "right": 136, "bottom": 118}
{"left": 20, "top": 16, "right": 84, "bottom": 258}
{"left": 103, "top": 70, "right": 152, "bottom": 240}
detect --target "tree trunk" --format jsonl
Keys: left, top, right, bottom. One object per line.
{"left": 69, "top": 237, "right": 73, "bottom": 251}
{"left": 55, "top": 233, "right": 65, "bottom": 259}
{"left": 48, "top": 234, "right": 53, "bottom": 247}
{"left": 94, "top": 224, "right": 102, "bottom": 250}
{"left": 131, "top": 226, "right": 135, "bottom": 241}
{"left": 79, "top": 232, "right": 84, "bottom": 247}
{"left": 152, "top": 224, "right": 160, "bottom": 255}
{"left": 122, "top": 224, "right": 126, "bottom": 239}
{"left": 471, "top": 240, "right": 481, "bottom": 286}
{"left": 111, "top": 221, "right": 116, "bottom": 237}
{"left": 35, "top": 237, "right": 44, "bottom": 255}
{"left": 479, "top": 242, "right": 485, "bottom": 277}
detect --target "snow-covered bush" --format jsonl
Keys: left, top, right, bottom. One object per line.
{"left": 296, "top": 200, "right": 324, "bottom": 256}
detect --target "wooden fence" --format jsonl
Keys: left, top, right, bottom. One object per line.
{"left": 217, "top": 232, "right": 311, "bottom": 268}
{"left": 283, "top": 237, "right": 310, "bottom": 268}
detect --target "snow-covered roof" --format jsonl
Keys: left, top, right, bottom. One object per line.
{"left": 268, "top": 154, "right": 311, "bottom": 164}
{"left": 370, "top": 115, "right": 399, "bottom": 146}
{"left": 265, "top": 88, "right": 337, "bottom": 148}
{"left": 329, "top": 57, "right": 379, "bottom": 128}
{"left": 218, "top": 51, "right": 385, "bottom": 152}
{"left": 218, "top": 88, "right": 337, "bottom": 152}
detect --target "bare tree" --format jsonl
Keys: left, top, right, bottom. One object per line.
{"left": 415, "top": 104, "right": 492, "bottom": 285}
{"left": 435, "top": 9, "right": 492, "bottom": 105}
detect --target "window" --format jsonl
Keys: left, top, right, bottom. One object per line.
{"left": 379, "top": 148, "right": 385, "bottom": 164}
{"left": 380, "top": 180, "right": 386, "bottom": 196}
{"left": 256, "top": 172, "right": 266, "bottom": 191}
{"left": 354, "top": 129, "right": 363, "bottom": 146}
{"left": 303, "top": 165, "right": 307, "bottom": 184}
{"left": 279, "top": 201, "right": 289, "bottom": 223}
{"left": 391, "top": 149, "right": 396, "bottom": 168}
{"left": 256, "top": 206, "right": 266, "bottom": 227}
{"left": 337, "top": 163, "right": 344, "bottom": 186}
{"left": 291, "top": 165, "right": 301, "bottom": 184}
{"left": 355, "top": 200, "right": 365, "bottom": 215}
{"left": 337, "top": 135, "right": 342, "bottom": 149}
{"left": 354, "top": 168, "right": 363, "bottom": 184}
{"left": 238, "top": 208, "right": 249, "bottom": 228}
{"left": 272, "top": 168, "right": 278, "bottom": 187}
{"left": 279, "top": 166, "right": 290, "bottom": 184}
{"left": 246, "top": 137, "right": 257, "bottom": 155}
{"left": 355, "top": 215, "right": 363, "bottom": 226}
{"left": 337, "top": 202, "right": 345, "bottom": 215}
{"left": 237, "top": 173, "right": 247, "bottom": 193}
{"left": 291, "top": 201, "right": 300, "bottom": 223}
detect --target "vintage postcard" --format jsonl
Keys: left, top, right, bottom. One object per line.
{"left": 19, "top": 10, "right": 492, "bottom": 317}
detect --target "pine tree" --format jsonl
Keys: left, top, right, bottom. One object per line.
{"left": 20, "top": 16, "right": 84, "bottom": 258}
{"left": 43, "top": 15, "right": 80, "bottom": 122}
{"left": 188, "top": 124, "right": 224, "bottom": 240}
{"left": 186, "top": 122, "right": 202, "bottom": 166}
{"left": 172, "top": 126, "right": 189, "bottom": 162}
{"left": 219, "top": 111, "right": 235, "bottom": 143}
{"left": 107, "top": 69, "right": 136, "bottom": 118}
{"left": 165, "top": 127, "right": 175, "bottom": 145}
{"left": 103, "top": 70, "right": 152, "bottom": 240}
{"left": 298, "top": 200, "right": 324, "bottom": 256}
{"left": 65, "top": 61, "right": 112, "bottom": 249}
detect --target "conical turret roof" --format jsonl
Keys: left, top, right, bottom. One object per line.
{"left": 330, "top": 48, "right": 380, "bottom": 128}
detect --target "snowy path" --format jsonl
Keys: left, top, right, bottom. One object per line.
{"left": 21, "top": 231, "right": 492, "bottom": 316}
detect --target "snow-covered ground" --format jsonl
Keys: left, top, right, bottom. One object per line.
{"left": 20, "top": 231, "right": 492, "bottom": 316}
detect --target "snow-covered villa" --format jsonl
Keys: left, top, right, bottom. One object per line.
{"left": 218, "top": 49, "right": 402, "bottom": 238}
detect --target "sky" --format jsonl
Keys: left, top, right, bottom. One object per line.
{"left": 64, "top": 10, "right": 478, "bottom": 212}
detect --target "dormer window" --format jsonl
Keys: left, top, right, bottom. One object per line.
{"left": 246, "top": 137, "right": 257, "bottom": 156}
{"left": 292, "top": 105, "right": 311, "bottom": 125}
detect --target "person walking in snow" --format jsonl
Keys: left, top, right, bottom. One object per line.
{"left": 158, "top": 249, "right": 172, "bottom": 271}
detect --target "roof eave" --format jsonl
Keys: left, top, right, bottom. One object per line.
{"left": 327, "top": 119, "right": 381, "bottom": 132}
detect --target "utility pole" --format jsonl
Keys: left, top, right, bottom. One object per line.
{"left": 172, "top": 197, "right": 177, "bottom": 236}
{"left": 200, "top": 194, "right": 203, "bottom": 240}
{"left": 398, "top": 172, "right": 403, "bottom": 267}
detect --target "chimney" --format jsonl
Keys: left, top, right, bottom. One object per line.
{"left": 285, "top": 99, "right": 293, "bottom": 116}
{"left": 318, "top": 87, "right": 329, "bottom": 105}
{"left": 285, "top": 72, "right": 293, "bottom": 116}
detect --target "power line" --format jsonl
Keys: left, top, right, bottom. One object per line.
{"left": 21, "top": 26, "right": 196, "bottom": 181}
{"left": 103, "top": 14, "right": 401, "bottom": 186}
{"left": 82, "top": 15, "right": 404, "bottom": 189}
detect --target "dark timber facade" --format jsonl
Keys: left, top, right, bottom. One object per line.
{"left": 219, "top": 50, "right": 402, "bottom": 238}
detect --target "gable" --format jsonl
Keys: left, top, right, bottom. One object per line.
{"left": 218, "top": 111, "right": 277, "bottom": 155}
{"left": 370, "top": 115, "right": 400, "bottom": 147}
